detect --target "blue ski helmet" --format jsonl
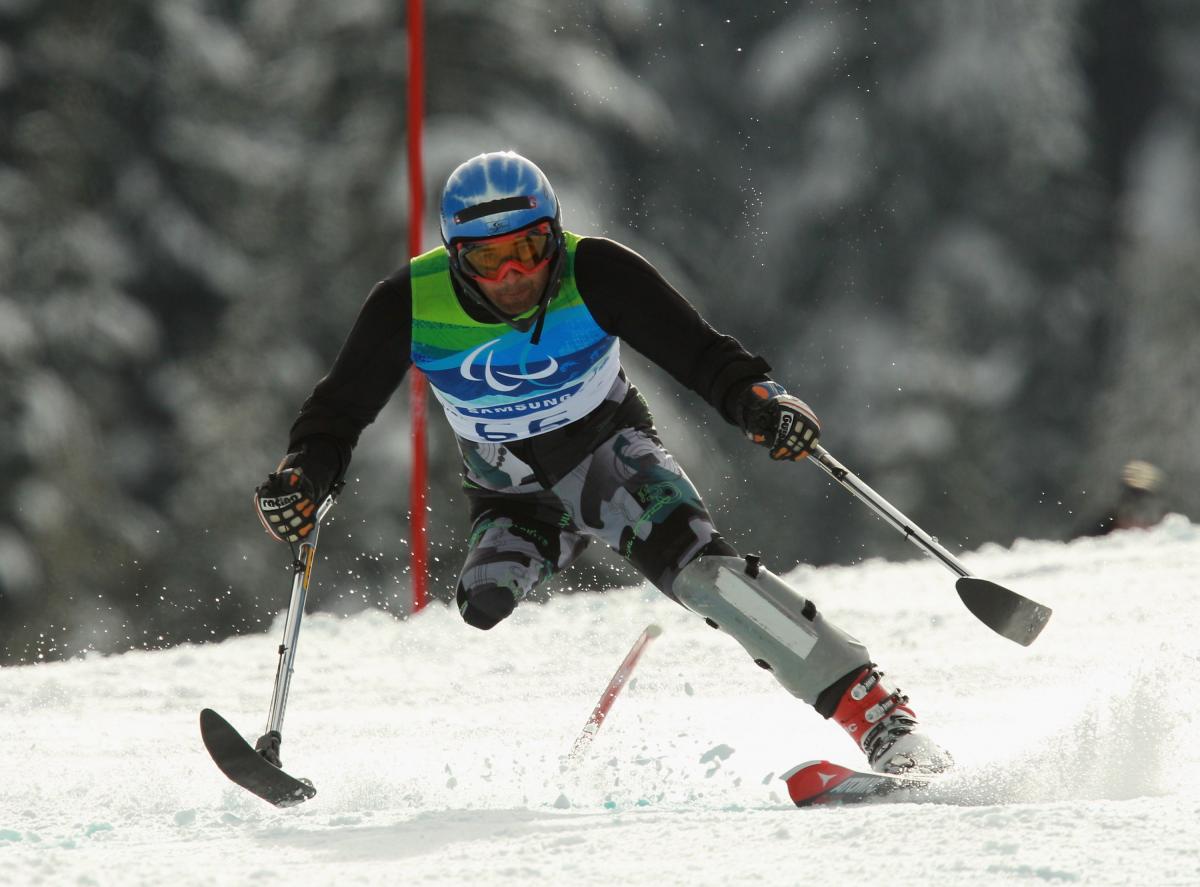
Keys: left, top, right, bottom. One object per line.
{"left": 440, "top": 151, "right": 561, "bottom": 246}
{"left": 439, "top": 151, "right": 566, "bottom": 342}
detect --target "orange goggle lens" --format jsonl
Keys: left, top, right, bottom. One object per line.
{"left": 457, "top": 224, "right": 554, "bottom": 280}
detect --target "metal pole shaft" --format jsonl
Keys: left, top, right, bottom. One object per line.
{"left": 265, "top": 496, "right": 335, "bottom": 735}
{"left": 808, "top": 445, "right": 972, "bottom": 579}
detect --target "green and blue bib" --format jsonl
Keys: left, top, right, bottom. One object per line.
{"left": 410, "top": 232, "right": 620, "bottom": 443}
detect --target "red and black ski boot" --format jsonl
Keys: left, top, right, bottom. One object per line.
{"left": 832, "top": 666, "right": 953, "bottom": 775}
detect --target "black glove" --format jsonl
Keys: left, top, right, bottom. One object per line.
{"left": 738, "top": 380, "right": 822, "bottom": 461}
{"left": 254, "top": 459, "right": 319, "bottom": 544}
{"left": 254, "top": 437, "right": 345, "bottom": 543}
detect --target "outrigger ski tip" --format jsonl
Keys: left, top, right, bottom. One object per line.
{"left": 200, "top": 708, "right": 316, "bottom": 807}
{"left": 955, "top": 577, "right": 1052, "bottom": 647}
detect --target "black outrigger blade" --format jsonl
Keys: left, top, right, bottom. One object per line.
{"left": 200, "top": 708, "right": 316, "bottom": 807}
{"left": 955, "top": 577, "right": 1051, "bottom": 647}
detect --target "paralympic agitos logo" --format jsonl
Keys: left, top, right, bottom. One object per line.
{"left": 459, "top": 338, "right": 559, "bottom": 392}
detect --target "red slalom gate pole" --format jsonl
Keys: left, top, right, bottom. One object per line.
{"left": 568, "top": 624, "right": 662, "bottom": 761}
{"left": 407, "top": 0, "right": 428, "bottom": 612}
{"left": 408, "top": 371, "right": 427, "bottom": 612}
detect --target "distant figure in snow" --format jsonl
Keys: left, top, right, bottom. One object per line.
{"left": 1074, "top": 460, "right": 1168, "bottom": 538}
{"left": 252, "top": 151, "right": 951, "bottom": 775}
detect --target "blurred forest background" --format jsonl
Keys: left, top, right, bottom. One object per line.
{"left": 2, "top": 0, "right": 1198, "bottom": 664}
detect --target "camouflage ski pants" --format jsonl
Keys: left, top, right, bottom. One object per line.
{"left": 456, "top": 427, "right": 735, "bottom": 629}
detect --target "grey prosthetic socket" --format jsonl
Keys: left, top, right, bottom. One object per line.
{"left": 672, "top": 555, "right": 870, "bottom": 706}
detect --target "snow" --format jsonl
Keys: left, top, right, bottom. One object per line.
{"left": 4, "top": 517, "right": 1200, "bottom": 886}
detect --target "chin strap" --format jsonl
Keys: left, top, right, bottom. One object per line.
{"left": 527, "top": 243, "right": 566, "bottom": 344}
{"left": 528, "top": 294, "right": 550, "bottom": 345}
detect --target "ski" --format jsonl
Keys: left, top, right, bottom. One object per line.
{"left": 200, "top": 708, "right": 316, "bottom": 807}
{"left": 782, "top": 759, "right": 938, "bottom": 807}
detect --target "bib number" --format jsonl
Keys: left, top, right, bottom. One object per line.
{"left": 472, "top": 412, "right": 573, "bottom": 442}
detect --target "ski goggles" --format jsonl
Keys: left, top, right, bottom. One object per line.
{"left": 456, "top": 222, "right": 555, "bottom": 281}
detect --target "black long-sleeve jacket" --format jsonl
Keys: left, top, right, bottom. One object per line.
{"left": 286, "top": 237, "right": 771, "bottom": 495}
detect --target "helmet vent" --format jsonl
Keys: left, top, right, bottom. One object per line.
{"left": 454, "top": 195, "right": 537, "bottom": 225}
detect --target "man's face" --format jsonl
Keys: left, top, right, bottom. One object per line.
{"left": 474, "top": 262, "right": 551, "bottom": 316}
{"left": 456, "top": 222, "right": 555, "bottom": 317}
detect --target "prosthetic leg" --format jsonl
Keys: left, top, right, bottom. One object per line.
{"left": 672, "top": 554, "right": 951, "bottom": 774}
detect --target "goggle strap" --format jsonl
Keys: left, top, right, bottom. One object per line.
{"left": 454, "top": 196, "right": 536, "bottom": 224}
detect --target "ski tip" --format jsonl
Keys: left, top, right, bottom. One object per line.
{"left": 782, "top": 759, "right": 941, "bottom": 807}
{"left": 644, "top": 624, "right": 663, "bottom": 638}
{"left": 782, "top": 760, "right": 855, "bottom": 807}
{"left": 199, "top": 707, "right": 231, "bottom": 739}
{"left": 780, "top": 760, "right": 832, "bottom": 783}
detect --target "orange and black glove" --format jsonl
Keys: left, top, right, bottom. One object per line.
{"left": 738, "top": 381, "right": 821, "bottom": 461}
{"left": 254, "top": 457, "right": 319, "bottom": 544}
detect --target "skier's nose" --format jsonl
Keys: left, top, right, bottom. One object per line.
{"left": 497, "top": 267, "right": 529, "bottom": 290}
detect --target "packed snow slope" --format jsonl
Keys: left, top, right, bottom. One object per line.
{"left": 3, "top": 517, "right": 1199, "bottom": 887}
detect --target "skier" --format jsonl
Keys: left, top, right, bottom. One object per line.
{"left": 253, "top": 151, "right": 952, "bottom": 775}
